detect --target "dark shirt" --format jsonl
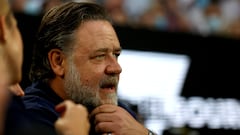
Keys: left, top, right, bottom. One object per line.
{"left": 23, "top": 81, "right": 137, "bottom": 134}
{"left": 23, "top": 81, "right": 63, "bottom": 128}
{"left": 4, "top": 94, "right": 55, "bottom": 135}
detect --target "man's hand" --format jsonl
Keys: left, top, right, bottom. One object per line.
{"left": 55, "top": 100, "right": 90, "bottom": 135}
{"left": 90, "top": 104, "right": 148, "bottom": 135}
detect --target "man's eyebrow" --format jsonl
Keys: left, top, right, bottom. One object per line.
{"left": 93, "top": 48, "right": 108, "bottom": 53}
{"left": 115, "top": 47, "right": 122, "bottom": 52}
{"left": 94, "top": 47, "right": 122, "bottom": 53}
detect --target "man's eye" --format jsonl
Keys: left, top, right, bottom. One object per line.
{"left": 114, "top": 53, "right": 120, "bottom": 58}
{"left": 95, "top": 55, "right": 105, "bottom": 60}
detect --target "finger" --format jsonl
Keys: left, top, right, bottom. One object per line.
{"left": 55, "top": 102, "right": 67, "bottom": 113}
{"left": 90, "top": 104, "right": 116, "bottom": 118}
{"left": 8, "top": 83, "right": 24, "bottom": 96}
{"left": 54, "top": 118, "right": 64, "bottom": 128}
{"left": 54, "top": 118, "right": 66, "bottom": 135}
{"left": 55, "top": 100, "right": 74, "bottom": 114}
{"left": 94, "top": 113, "right": 113, "bottom": 124}
{"left": 95, "top": 121, "right": 113, "bottom": 133}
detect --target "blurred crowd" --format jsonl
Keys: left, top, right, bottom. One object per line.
{"left": 9, "top": 0, "right": 240, "bottom": 39}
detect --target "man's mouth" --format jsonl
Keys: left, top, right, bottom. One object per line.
{"left": 100, "top": 84, "right": 116, "bottom": 91}
{"left": 100, "top": 76, "right": 118, "bottom": 92}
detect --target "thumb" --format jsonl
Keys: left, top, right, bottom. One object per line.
{"left": 55, "top": 100, "right": 75, "bottom": 116}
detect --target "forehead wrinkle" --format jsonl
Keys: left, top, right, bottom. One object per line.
{"left": 82, "top": 21, "right": 118, "bottom": 43}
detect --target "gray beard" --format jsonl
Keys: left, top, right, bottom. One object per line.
{"left": 64, "top": 59, "right": 118, "bottom": 112}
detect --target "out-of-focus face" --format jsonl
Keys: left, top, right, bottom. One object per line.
{"left": 5, "top": 13, "right": 23, "bottom": 84}
{"left": 0, "top": 0, "right": 23, "bottom": 133}
{"left": 64, "top": 20, "right": 122, "bottom": 111}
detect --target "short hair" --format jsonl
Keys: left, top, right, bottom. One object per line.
{"left": 29, "top": 2, "right": 111, "bottom": 83}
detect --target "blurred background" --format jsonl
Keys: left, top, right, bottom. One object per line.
{"left": 10, "top": 0, "right": 240, "bottom": 38}
{"left": 10, "top": 0, "right": 240, "bottom": 135}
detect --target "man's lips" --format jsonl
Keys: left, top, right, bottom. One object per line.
{"left": 100, "top": 76, "right": 118, "bottom": 89}
{"left": 100, "top": 86, "right": 115, "bottom": 91}
{"left": 100, "top": 85, "right": 116, "bottom": 93}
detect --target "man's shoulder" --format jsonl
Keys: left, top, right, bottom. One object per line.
{"left": 23, "top": 87, "right": 59, "bottom": 116}
{"left": 21, "top": 93, "right": 60, "bottom": 128}
{"left": 22, "top": 82, "right": 61, "bottom": 126}
{"left": 23, "top": 89, "right": 55, "bottom": 110}
{"left": 23, "top": 81, "right": 62, "bottom": 110}
{"left": 118, "top": 100, "right": 138, "bottom": 120}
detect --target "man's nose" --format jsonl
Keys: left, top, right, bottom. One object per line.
{"left": 105, "top": 59, "right": 122, "bottom": 75}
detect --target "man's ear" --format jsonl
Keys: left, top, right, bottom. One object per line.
{"left": 48, "top": 49, "right": 65, "bottom": 77}
{"left": 0, "top": 16, "right": 7, "bottom": 43}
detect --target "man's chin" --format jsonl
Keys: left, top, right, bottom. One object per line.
{"left": 100, "top": 93, "right": 118, "bottom": 105}
{"left": 80, "top": 93, "right": 118, "bottom": 112}
{"left": 100, "top": 99, "right": 116, "bottom": 105}
{"left": 78, "top": 96, "right": 101, "bottom": 113}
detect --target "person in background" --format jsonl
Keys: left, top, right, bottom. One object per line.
{"left": 0, "top": 0, "right": 24, "bottom": 133}
{"left": 203, "top": 0, "right": 224, "bottom": 34}
{"left": 9, "top": 0, "right": 27, "bottom": 13}
{"left": 100, "top": 0, "right": 128, "bottom": 26}
{"left": 224, "top": 18, "right": 240, "bottom": 39}
{"left": 1, "top": 0, "right": 90, "bottom": 135}
{"left": 23, "top": 1, "right": 156, "bottom": 135}
{"left": 41, "top": 0, "right": 63, "bottom": 14}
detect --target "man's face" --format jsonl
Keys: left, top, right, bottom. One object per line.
{"left": 64, "top": 20, "right": 122, "bottom": 111}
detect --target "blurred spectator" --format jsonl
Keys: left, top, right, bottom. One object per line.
{"left": 10, "top": 0, "right": 45, "bottom": 16}
{"left": 23, "top": 0, "right": 45, "bottom": 16}
{"left": 224, "top": 18, "right": 240, "bottom": 39}
{"left": 123, "top": 0, "right": 153, "bottom": 24}
{"left": 9, "top": 0, "right": 240, "bottom": 39}
{"left": 99, "top": 0, "right": 128, "bottom": 26}
{"left": 185, "top": 0, "right": 210, "bottom": 35}
{"left": 9, "top": 0, "right": 27, "bottom": 13}
{"left": 220, "top": 0, "right": 240, "bottom": 28}
{"left": 10, "top": 0, "right": 64, "bottom": 16}
{"left": 204, "top": 0, "right": 225, "bottom": 34}
{"left": 42, "top": 0, "right": 63, "bottom": 14}
{"left": 138, "top": 0, "right": 168, "bottom": 30}
{"left": 162, "top": 0, "right": 192, "bottom": 32}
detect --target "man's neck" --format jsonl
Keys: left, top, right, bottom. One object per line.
{"left": 49, "top": 77, "right": 67, "bottom": 100}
